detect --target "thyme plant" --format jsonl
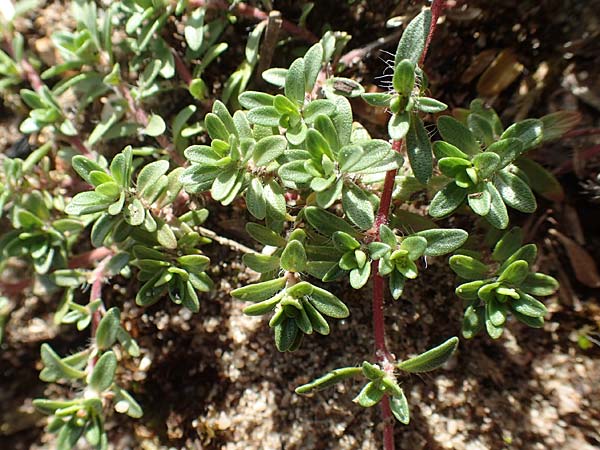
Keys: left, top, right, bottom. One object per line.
{"left": 0, "top": 1, "right": 570, "bottom": 448}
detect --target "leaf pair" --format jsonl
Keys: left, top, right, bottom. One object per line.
{"left": 451, "top": 228, "right": 558, "bottom": 338}
{"left": 296, "top": 337, "right": 459, "bottom": 424}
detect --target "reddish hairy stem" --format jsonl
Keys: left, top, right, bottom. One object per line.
{"left": 554, "top": 144, "right": 600, "bottom": 175}
{"left": 19, "top": 57, "right": 44, "bottom": 91}
{"left": 172, "top": 49, "right": 193, "bottom": 86}
{"left": 0, "top": 279, "right": 31, "bottom": 296}
{"left": 120, "top": 85, "right": 187, "bottom": 166}
{"left": 562, "top": 128, "right": 600, "bottom": 139}
{"left": 69, "top": 247, "right": 114, "bottom": 269}
{"left": 187, "top": 0, "right": 318, "bottom": 43}
{"left": 88, "top": 256, "right": 112, "bottom": 369}
{"left": 373, "top": 2, "right": 445, "bottom": 448}
{"left": 420, "top": 0, "right": 446, "bottom": 65}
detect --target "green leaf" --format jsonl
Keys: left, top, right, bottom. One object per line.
{"left": 495, "top": 170, "right": 537, "bottom": 213}
{"left": 71, "top": 156, "right": 108, "bottom": 186}
{"left": 342, "top": 183, "right": 374, "bottom": 230}
{"left": 332, "top": 231, "right": 361, "bottom": 251}
{"left": 312, "top": 115, "right": 339, "bottom": 155}
{"left": 309, "top": 286, "right": 349, "bottom": 318}
{"left": 65, "top": 191, "right": 110, "bottom": 215}
{"left": 262, "top": 68, "right": 288, "bottom": 87}
{"left": 56, "top": 420, "right": 83, "bottom": 450}
{"left": 394, "top": 9, "right": 432, "bottom": 65}
{"left": 500, "top": 244, "right": 537, "bottom": 272}
{"left": 500, "top": 119, "right": 543, "bottom": 151}
{"left": 456, "top": 280, "right": 486, "bottom": 300}
{"left": 485, "top": 182, "right": 509, "bottom": 229}
{"left": 437, "top": 116, "right": 480, "bottom": 155}
{"left": 393, "top": 59, "right": 415, "bottom": 96}
{"left": 512, "top": 291, "right": 547, "bottom": 317}
{"left": 143, "top": 114, "right": 166, "bottom": 137}
{"left": 520, "top": 273, "right": 559, "bottom": 296}
{"left": 485, "top": 310, "right": 504, "bottom": 339}
{"left": 303, "top": 100, "right": 336, "bottom": 124}
{"left": 438, "top": 157, "right": 471, "bottom": 180}
{"left": 304, "top": 43, "right": 324, "bottom": 92}
{"left": 362, "top": 92, "right": 393, "bottom": 107}
{"left": 246, "top": 222, "right": 286, "bottom": 247}
{"left": 467, "top": 187, "right": 491, "bottom": 216}
{"left": 89, "top": 351, "right": 117, "bottom": 392}
{"left": 285, "top": 58, "right": 306, "bottom": 105}
{"left": 388, "top": 112, "right": 410, "bottom": 140}
{"left": 449, "top": 255, "right": 489, "bottom": 280}
{"left": 296, "top": 367, "right": 362, "bottom": 394}
{"left": 396, "top": 336, "right": 459, "bottom": 372}
{"left": 306, "top": 128, "right": 334, "bottom": 160}
{"left": 113, "top": 386, "right": 143, "bottom": 418}
{"left": 280, "top": 240, "right": 307, "bottom": 273}
{"left": 39, "top": 344, "right": 86, "bottom": 382}
{"left": 399, "top": 236, "right": 427, "bottom": 260}
{"left": 137, "top": 160, "right": 169, "bottom": 198}
{"left": 247, "top": 106, "right": 280, "bottom": 127}
{"left": 349, "top": 139, "right": 397, "bottom": 173}
{"left": 390, "top": 270, "right": 406, "bottom": 299}
{"left": 156, "top": 221, "right": 177, "bottom": 249}
{"left": 462, "top": 305, "right": 484, "bottom": 339}
{"left": 231, "top": 277, "right": 286, "bottom": 302}
{"left": 274, "top": 318, "right": 299, "bottom": 352}
{"left": 487, "top": 138, "right": 523, "bottom": 168}
{"left": 264, "top": 180, "right": 286, "bottom": 222}
{"left": 368, "top": 242, "right": 391, "bottom": 259}
{"left": 211, "top": 167, "right": 238, "bottom": 202}
{"left": 295, "top": 366, "right": 363, "bottom": 394}
{"left": 541, "top": 110, "right": 581, "bottom": 142}
{"left": 433, "top": 141, "right": 469, "bottom": 159}
{"left": 304, "top": 206, "right": 359, "bottom": 238}
{"left": 390, "top": 392, "right": 410, "bottom": 424}
{"left": 253, "top": 135, "right": 287, "bottom": 167}
{"left": 468, "top": 113, "right": 495, "bottom": 146}
{"left": 332, "top": 96, "right": 353, "bottom": 147}
{"left": 246, "top": 179, "right": 266, "bottom": 220}
{"left": 95, "top": 307, "right": 120, "bottom": 351}
{"left": 353, "top": 381, "right": 385, "bottom": 408}
{"left": 241, "top": 254, "right": 279, "bottom": 273}
{"left": 406, "top": 116, "right": 432, "bottom": 183}
{"left": 95, "top": 181, "right": 121, "bottom": 200}
{"left": 487, "top": 297, "right": 507, "bottom": 327}
{"left": 243, "top": 293, "right": 283, "bottom": 316}
{"left": 238, "top": 91, "right": 275, "bottom": 109}
{"left": 513, "top": 157, "right": 564, "bottom": 202}
{"left": 416, "top": 97, "right": 447, "bottom": 113}
{"left": 472, "top": 152, "right": 500, "bottom": 179}
{"left": 429, "top": 183, "right": 467, "bottom": 218}
{"left": 492, "top": 227, "right": 523, "bottom": 262}
{"left": 349, "top": 263, "right": 371, "bottom": 289}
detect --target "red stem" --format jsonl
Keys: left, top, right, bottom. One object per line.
{"left": 562, "top": 128, "right": 600, "bottom": 139}
{"left": 88, "top": 256, "right": 112, "bottom": 368}
{"left": 19, "top": 57, "right": 44, "bottom": 91}
{"left": 372, "top": 2, "right": 445, "bottom": 448}
{"left": 120, "top": 85, "right": 187, "bottom": 166}
{"left": 187, "top": 0, "right": 317, "bottom": 43}
{"left": 554, "top": 144, "right": 600, "bottom": 175}
{"left": 172, "top": 49, "right": 194, "bottom": 86}
{"left": 68, "top": 247, "right": 113, "bottom": 269}
{"left": 420, "top": 0, "right": 445, "bottom": 65}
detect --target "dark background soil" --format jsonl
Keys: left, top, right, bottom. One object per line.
{"left": 1, "top": 0, "right": 600, "bottom": 449}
